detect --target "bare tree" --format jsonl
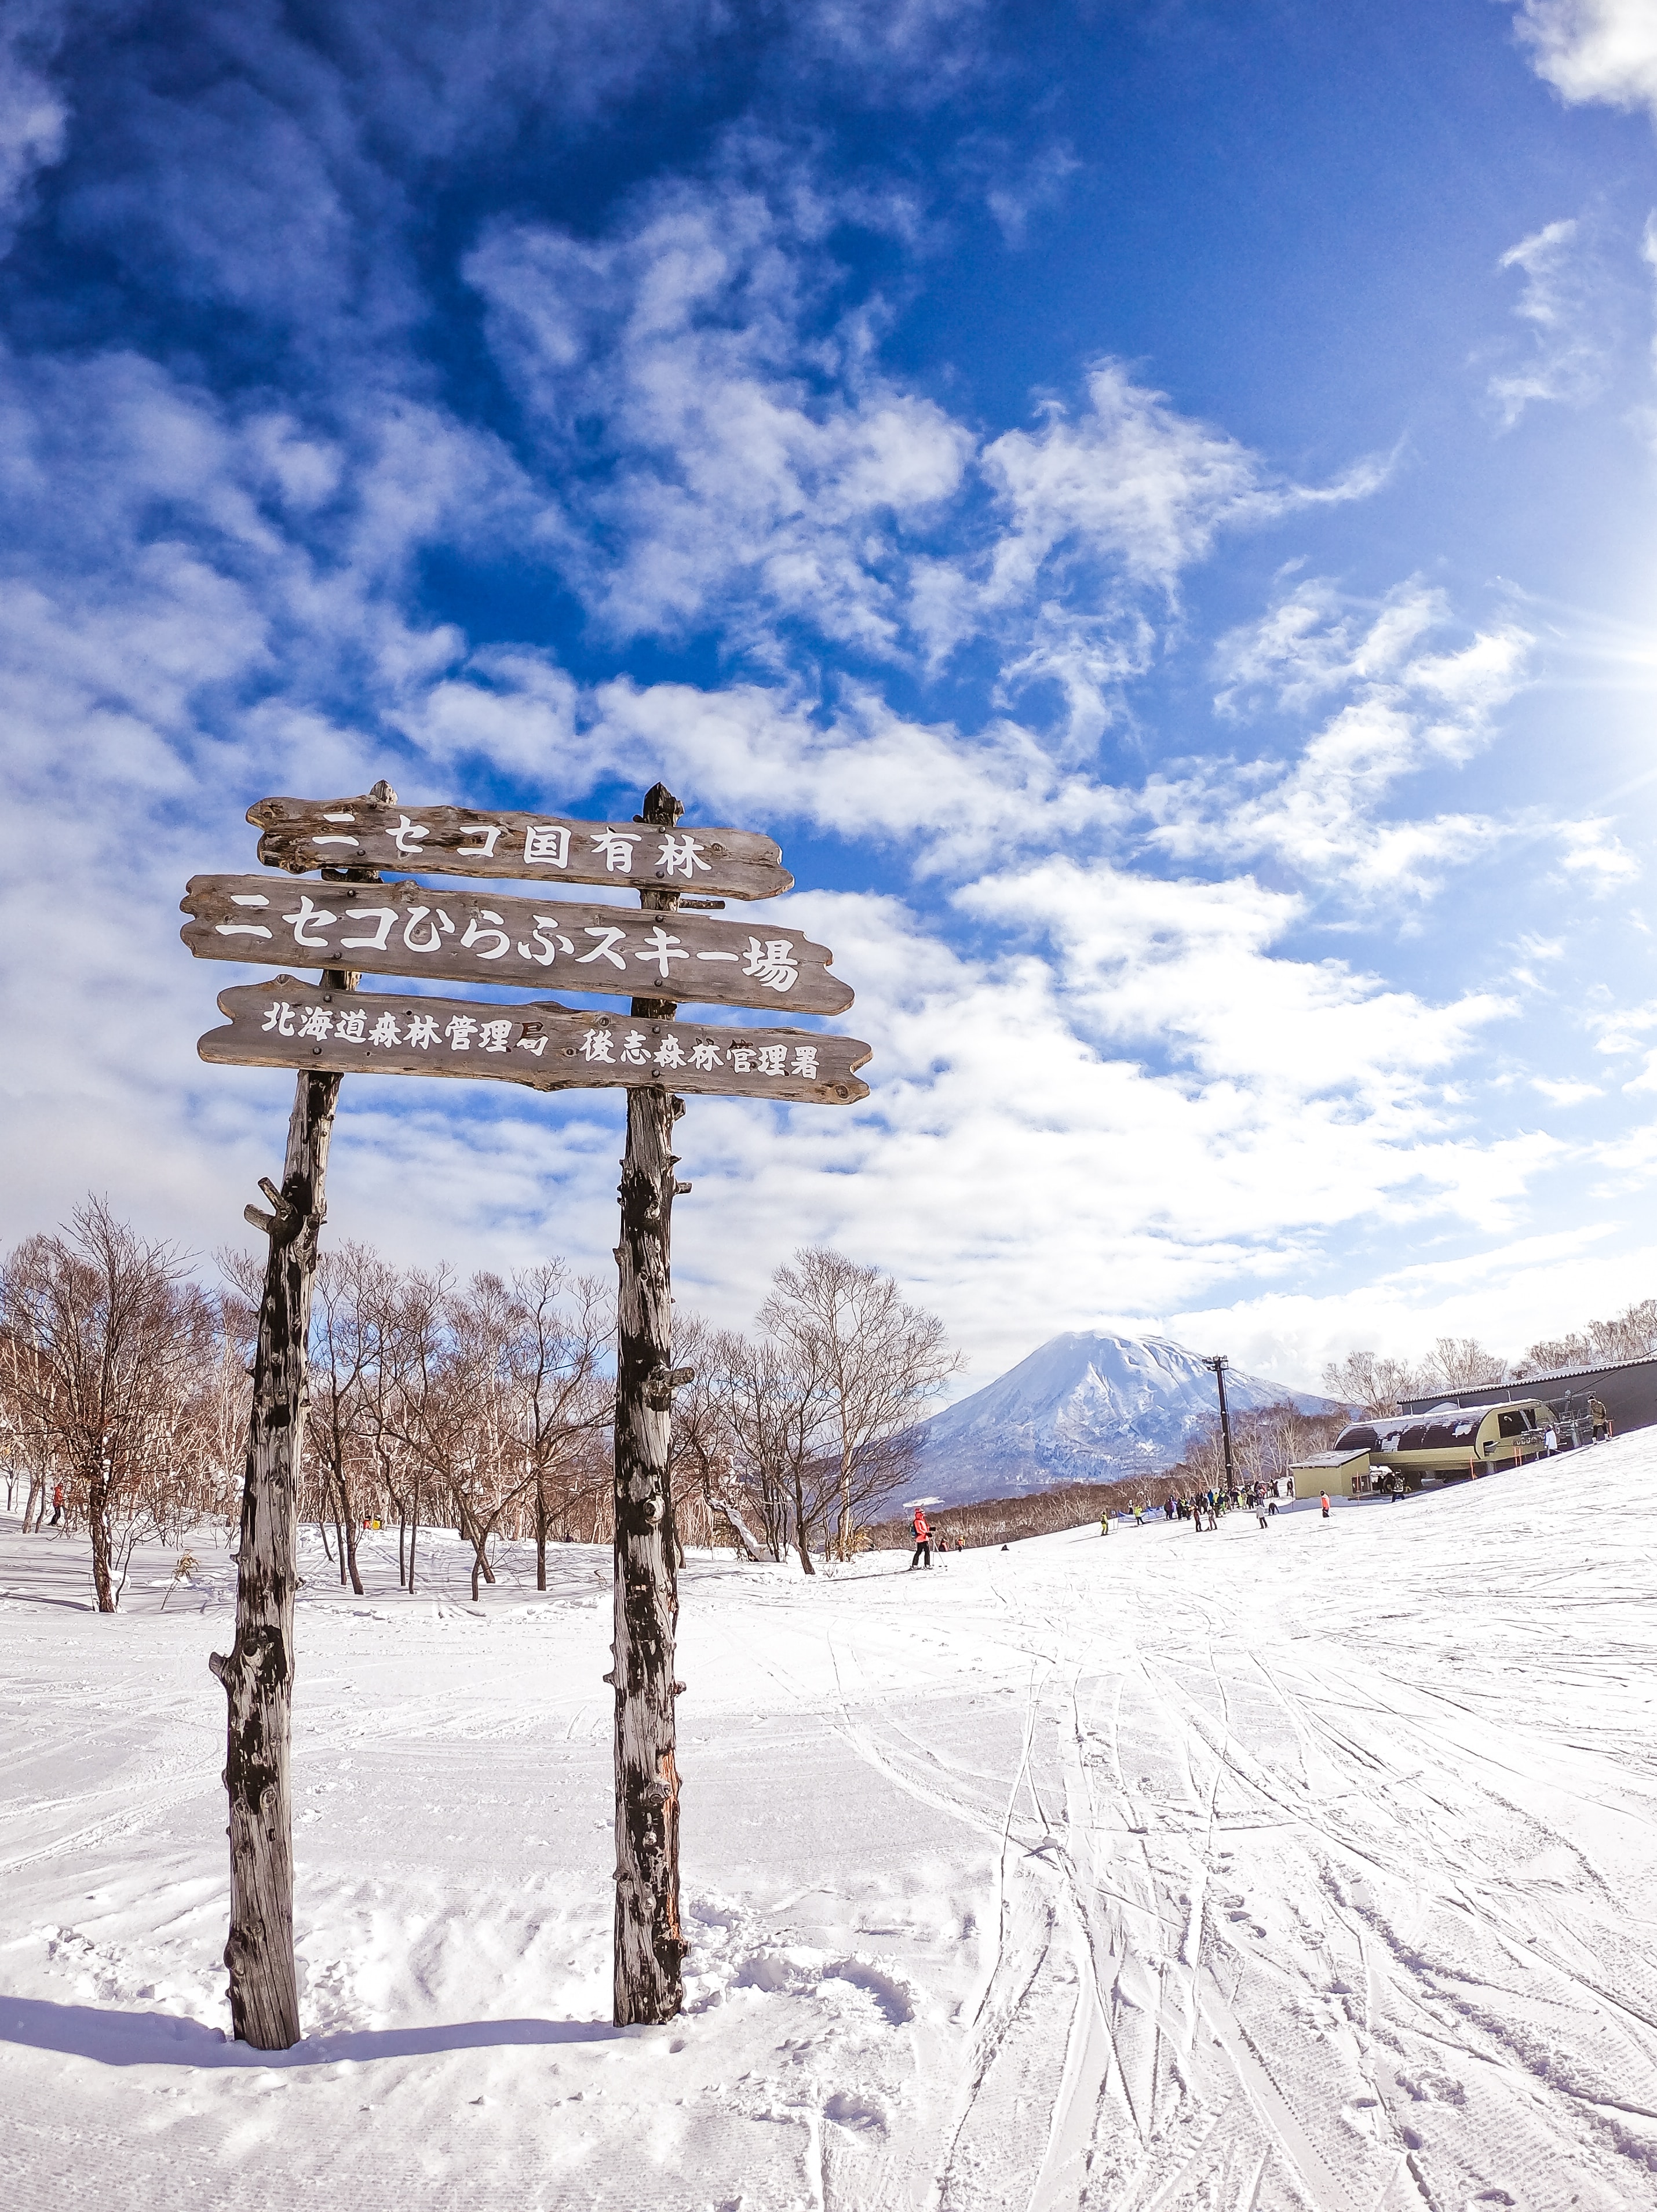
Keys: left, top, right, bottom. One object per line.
{"left": 1422, "top": 1336, "right": 1508, "bottom": 1391}
{"left": 1, "top": 1329, "right": 59, "bottom": 1530}
{"left": 1517, "top": 1298, "right": 1657, "bottom": 1377}
{"left": 1322, "top": 1348, "right": 1424, "bottom": 1417}
{"left": 1157, "top": 1399, "right": 1351, "bottom": 1501}
{"left": 0, "top": 1199, "right": 216, "bottom": 1610}
{"left": 759, "top": 1249, "right": 958, "bottom": 1560}
{"left": 506, "top": 1262, "right": 612, "bottom": 1588}
{"left": 719, "top": 1328, "right": 833, "bottom": 1575}
{"left": 305, "top": 1244, "right": 399, "bottom": 1595}
{"left": 663, "top": 1309, "right": 751, "bottom": 1559}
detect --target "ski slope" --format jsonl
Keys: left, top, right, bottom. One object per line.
{"left": 3, "top": 1435, "right": 1656, "bottom": 2210}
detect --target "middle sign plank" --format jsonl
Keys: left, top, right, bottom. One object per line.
{"left": 180, "top": 874, "right": 853, "bottom": 1015}
{"left": 200, "top": 982, "right": 871, "bottom": 1104}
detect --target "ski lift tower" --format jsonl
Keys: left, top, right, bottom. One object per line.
{"left": 1204, "top": 1354, "right": 1236, "bottom": 1489}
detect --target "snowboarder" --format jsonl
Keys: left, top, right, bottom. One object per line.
{"left": 1100, "top": 1513, "right": 1111, "bottom": 1537}
{"left": 908, "top": 1506, "right": 932, "bottom": 1571}
{"left": 1320, "top": 1492, "right": 1331, "bottom": 1521}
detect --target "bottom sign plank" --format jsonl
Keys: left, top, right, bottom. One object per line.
{"left": 198, "top": 981, "right": 871, "bottom": 1104}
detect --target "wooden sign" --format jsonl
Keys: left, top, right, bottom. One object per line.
{"left": 199, "top": 981, "right": 871, "bottom": 1104}
{"left": 249, "top": 796, "right": 792, "bottom": 901}
{"left": 181, "top": 874, "right": 853, "bottom": 1016}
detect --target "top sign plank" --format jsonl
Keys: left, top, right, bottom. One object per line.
{"left": 249, "top": 796, "right": 792, "bottom": 901}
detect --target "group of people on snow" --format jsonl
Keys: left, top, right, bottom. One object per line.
{"left": 1101, "top": 1481, "right": 1285, "bottom": 1537}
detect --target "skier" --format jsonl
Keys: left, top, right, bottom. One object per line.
{"left": 1320, "top": 1491, "right": 1331, "bottom": 1521}
{"left": 1100, "top": 1513, "right": 1111, "bottom": 1537}
{"left": 908, "top": 1506, "right": 932, "bottom": 1571}
{"left": 48, "top": 1480, "right": 65, "bottom": 1528}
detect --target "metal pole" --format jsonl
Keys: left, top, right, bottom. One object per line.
{"left": 1206, "top": 1355, "right": 1236, "bottom": 1490}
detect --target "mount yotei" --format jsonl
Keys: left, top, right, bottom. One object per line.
{"left": 907, "top": 1332, "right": 1342, "bottom": 1507}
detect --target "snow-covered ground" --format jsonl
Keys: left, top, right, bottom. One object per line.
{"left": 3, "top": 1439, "right": 1656, "bottom": 2211}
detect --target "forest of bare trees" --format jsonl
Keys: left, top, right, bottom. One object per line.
{"left": 0, "top": 1202, "right": 955, "bottom": 1608}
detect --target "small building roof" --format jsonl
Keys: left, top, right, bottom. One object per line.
{"left": 1289, "top": 1448, "right": 1372, "bottom": 1471}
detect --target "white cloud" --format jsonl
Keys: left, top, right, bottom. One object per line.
{"left": 1166, "top": 1222, "right": 1636, "bottom": 1396}
{"left": 1556, "top": 814, "right": 1640, "bottom": 887}
{"left": 980, "top": 362, "right": 1385, "bottom": 599}
{"left": 0, "top": 52, "right": 1626, "bottom": 1396}
{"left": 1146, "top": 580, "right": 1530, "bottom": 905}
{"left": 469, "top": 167, "right": 1386, "bottom": 746}
{"left": 466, "top": 173, "right": 973, "bottom": 658}
{"left": 1512, "top": 2, "right": 1657, "bottom": 123}
{"left": 1532, "top": 1076, "right": 1603, "bottom": 1103}
{"left": 1487, "top": 218, "right": 1609, "bottom": 427}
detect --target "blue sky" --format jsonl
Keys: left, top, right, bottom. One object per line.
{"left": 6, "top": 0, "right": 1657, "bottom": 1393}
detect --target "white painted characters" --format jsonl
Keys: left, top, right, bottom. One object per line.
{"left": 254, "top": 1003, "right": 832, "bottom": 1084}
{"left": 244, "top": 895, "right": 804, "bottom": 996}
{"left": 657, "top": 834, "right": 711, "bottom": 879}
{"left": 592, "top": 830, "right": 641, "bottom": 873}
{"left": 636, "top": 925, "right": 689, "bottom": 979}
{"left": 743, "top": 939, "right": 798, "bottom": 992}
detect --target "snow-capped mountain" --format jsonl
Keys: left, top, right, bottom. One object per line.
{"left": 907, "top": 1331, "right": 1342, "bottom": 1507}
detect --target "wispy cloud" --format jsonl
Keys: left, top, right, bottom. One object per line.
{"left": 1488, "top": 218, "right": 1609, "bottom": 427}
{"left": 1143, "top": 581, "right": 1530, "bottom": 907}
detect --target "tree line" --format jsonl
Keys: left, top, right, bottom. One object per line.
{"left": 1, "top": 1199, "right": 955, "bottom": 1612}
{"left": 1321, "top": 1299, "right": 1657, "bottom": 1417}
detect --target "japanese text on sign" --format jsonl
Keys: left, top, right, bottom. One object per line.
{"left": 255, "top": 999, "right": 823, "bottom": 1080}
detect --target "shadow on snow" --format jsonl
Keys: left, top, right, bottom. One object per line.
{"left": 0, "top": 1996, "right": 624, "bottom": 2067}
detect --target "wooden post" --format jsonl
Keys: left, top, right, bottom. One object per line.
{"left": 209, "top": 1063, "right": 340, "bottom": 2050}
{"left": 209, "top": 792, "right": 390, "bottom": 2051}
{"left": 612, "top": 782, "right": 689, "bottom": 2025}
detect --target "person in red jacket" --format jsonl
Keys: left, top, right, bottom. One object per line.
{"left": 908, "top": 1506, "right": 932, "bottom": 1571}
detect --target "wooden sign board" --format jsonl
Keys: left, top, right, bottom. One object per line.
{"left": 199, "top": 982, "right": 871, "bottom": 1104}
{"left": 181, "top": 874, "right": 853, "bottom": 1016}
{"left": 250, "top": 797, "right": 791, "bottom": 901}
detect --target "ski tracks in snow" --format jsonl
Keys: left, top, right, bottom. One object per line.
{"left": 805, "top": 1491, "right": 1657, "bottom": 2212}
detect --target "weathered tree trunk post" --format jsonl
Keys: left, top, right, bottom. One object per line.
{"left": 210, "top": 796, "right": 390, "bottom": 2051}
{"left": 210, "top": 1062, "right": 340, "bottom": 2050}
{"left": 612, "top": 782, "right": 691, "bottom": 2026}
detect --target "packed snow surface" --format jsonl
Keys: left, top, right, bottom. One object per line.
{"left": 911, "top": 1331, "right": 1341, "bottom": 1503}
{"left": 4, "top": 1435, "right": 1657, "bottom": 2210}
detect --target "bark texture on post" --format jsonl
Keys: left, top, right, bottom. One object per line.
{"left": 612, "top": 779, "right": 687, "bottom": 2027}
{"left": 209, "top": 1063, "right": 341, "bottom": 2051}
